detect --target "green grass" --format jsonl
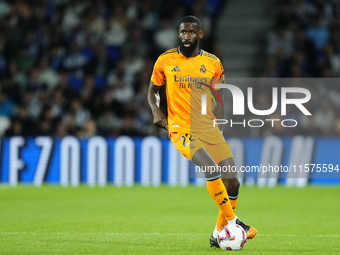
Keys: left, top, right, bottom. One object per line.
{"left": 1, "top": 185, "right": 340, "bottom": 254}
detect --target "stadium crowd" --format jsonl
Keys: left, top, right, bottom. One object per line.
{"left": 231, "top": 0, "right": 340, "bottom": 136}
{"left": 255, "top": 0, "right": 340, "bottom": 137}
{"left": 264, "top": 0, "right": 340, "bottom": 78}
{"left": 0, "top": 0, "right": 339, "bottom": 138}
{"left": 0, "top": 0, "right": 224, "bottom": 138}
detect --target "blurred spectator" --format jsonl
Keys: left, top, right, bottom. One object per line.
{"left": 267, "top": 25, "right": 294, "bottom": 58}
{"left": 55, "top": 122, "right": 68, "bottom": 138}
{"left": 0, "top": 116, "right": 10, "bottom": 136}
{"left": 105, "top": 5, "right": 129, "bottom": 46}
{"left": 122, "top": 49, "right": 144, "bottom": 76}
{"left": 313, "top": 100, "right": 335, "bottom": 135}
{"left": 125, "top": 28, "right": 149, "bottom": 57}
{"left": 111, "top": 71, "right": 134, "bottom": 104}
{"left": 86, "top": 9, "right": 105, "bottom": 37}
{"left": 192, "top": 0, "right": 212, "bottom": 37}
{"left": 334, "top": 117, "right": 340, "bottom": 136}
{"left": 62, "top": 42, "right": 88, "bottom": 76}
{"left": 62, "top": 0, "right": 88, "bottom": 31}
{"left": 306, "top": 15, "right": 330, "bottom": 51}
{"left": 89, "top": 43, "right": 115, "bottom": 77}
{"left": 38, "top": 58, "right": 59, "bottom": 91}
{"left": 0, "top": 92, "right": 14, "bottom": 118}
{"left": 0, "top": 0, "right": 10, "bottom": 19}
{"left": 38, "top": 119, "right": 52, "bottom": 136}
{"left": 120, "top": 116, "right": 140, "bottom": 136}
{"left": 293, "top": 0, "right": 316, "bottom": 26}
{"left": 325, "top": 44, "right": 340, "bottom": 76}
{"left": 62, "top": 111, "right": 78, "bottom": 136}
{"left": 97, "top": 111, "right": 123, "bottom": 136}
{"left": 154, "top": 18, "right": 178, "bottom": 51}
{"left": 8, "top": 62, "right": 28, "bottom": 93}
{"left": 4, "top": 118, "right": 23, "bottom": 137}
{"left": 15, "top": 106, "right": 37, "bottom": 136}
{"left": 11, "top": 47, "right": 35, "bottom": 72}
{"left": 77, "top": 118, "right": 97, "bottom": 138}
{"left": 70, "top": 99, "right": 91, "bottom": 128}
{"left": 276, "top": 1, "right": 297, "bottom": 27}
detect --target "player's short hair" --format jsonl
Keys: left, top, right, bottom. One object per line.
{"left": 179, "top": 15, "right": 202, "bottom": 30}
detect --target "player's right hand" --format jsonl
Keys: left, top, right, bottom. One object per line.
{"left": 152, "top": 109, "right": 168, "bottom": 131}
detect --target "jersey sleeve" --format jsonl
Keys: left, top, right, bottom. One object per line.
{"left": 212, "top": 59, "right": 225, "bottom": 90}
{"left": 151, "top": 57, "right": 166, "bottom": 86}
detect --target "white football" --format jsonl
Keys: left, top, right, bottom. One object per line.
{"left": 218, "top": 224, "right": 247, "bottom": 251}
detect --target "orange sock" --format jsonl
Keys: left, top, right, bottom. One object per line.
{"left": 230, "top": 198, "right": 238, "bottom": 212}
{"left": 216, "top": 210, "right": 228, "bottom": 231}
{"left": 206, "top": 178, "right": 235, "bottom": 227}
{"left": 216, "top": 198, "right": 238, "bottom": 231}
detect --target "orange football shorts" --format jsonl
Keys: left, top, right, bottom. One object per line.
{"left": 170, "top": 127, "right": 233, "bottom": 164}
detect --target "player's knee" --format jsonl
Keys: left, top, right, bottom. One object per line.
{"left": 229, "top": 178, "right": 240, "bottom": 193}
{"left": 222, "top": 177, "right": 240, "bottom": 193}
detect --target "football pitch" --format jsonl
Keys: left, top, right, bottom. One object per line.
{"left": 1, "top": 185, "right": 340, "bottom": 254}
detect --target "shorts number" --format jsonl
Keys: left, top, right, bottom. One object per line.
{"left": 180, "top": 134, "right": 195, "bottom": 147}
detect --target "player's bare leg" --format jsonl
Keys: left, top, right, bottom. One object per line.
{"left": 217, "top": 157, "right": 258, "bottom": 239}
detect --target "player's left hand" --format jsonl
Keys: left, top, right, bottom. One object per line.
{"left": 152, "top": 108, "right": 168, "bottom": 131}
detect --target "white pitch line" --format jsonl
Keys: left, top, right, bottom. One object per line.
{"left": 0, "top": 232, "right": 205, "bottom": 236}
{"left": 0, "top": 232, "right": 339, "bottom": 238}
{"left": 257, "top": 234, "right": 340, "bottom": 238}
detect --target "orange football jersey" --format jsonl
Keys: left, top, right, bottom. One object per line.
{"left": 151, "top": 47, "right": 225, "bottom": 134}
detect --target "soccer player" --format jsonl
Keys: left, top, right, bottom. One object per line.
{"left": 147, "top": 15, "right": 257, "bottom": 248}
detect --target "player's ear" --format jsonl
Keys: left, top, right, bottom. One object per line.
{"left": 199, "top": 30, "right": 204, "bottom": 39}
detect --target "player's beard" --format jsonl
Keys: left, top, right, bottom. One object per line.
{"left": 180, "top": 39, "right": 199, "bottom": 57}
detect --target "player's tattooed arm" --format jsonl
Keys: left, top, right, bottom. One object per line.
{"left": 147, "top": 81, "right": 168, "bottom": 131}
{"left": 213, "top": 89, "right": 224, "bottom": 132}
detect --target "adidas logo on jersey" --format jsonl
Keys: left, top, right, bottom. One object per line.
{"left": 171, "top": 66, "right": 181, "bottom": 72}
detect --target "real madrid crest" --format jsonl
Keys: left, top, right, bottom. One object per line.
{"left": 200, "top": 64, "right": 206, "bottom": 74}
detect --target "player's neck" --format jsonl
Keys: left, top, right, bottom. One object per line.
{"left": 190, "top": 48, "right": 200, "bottom": 57}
